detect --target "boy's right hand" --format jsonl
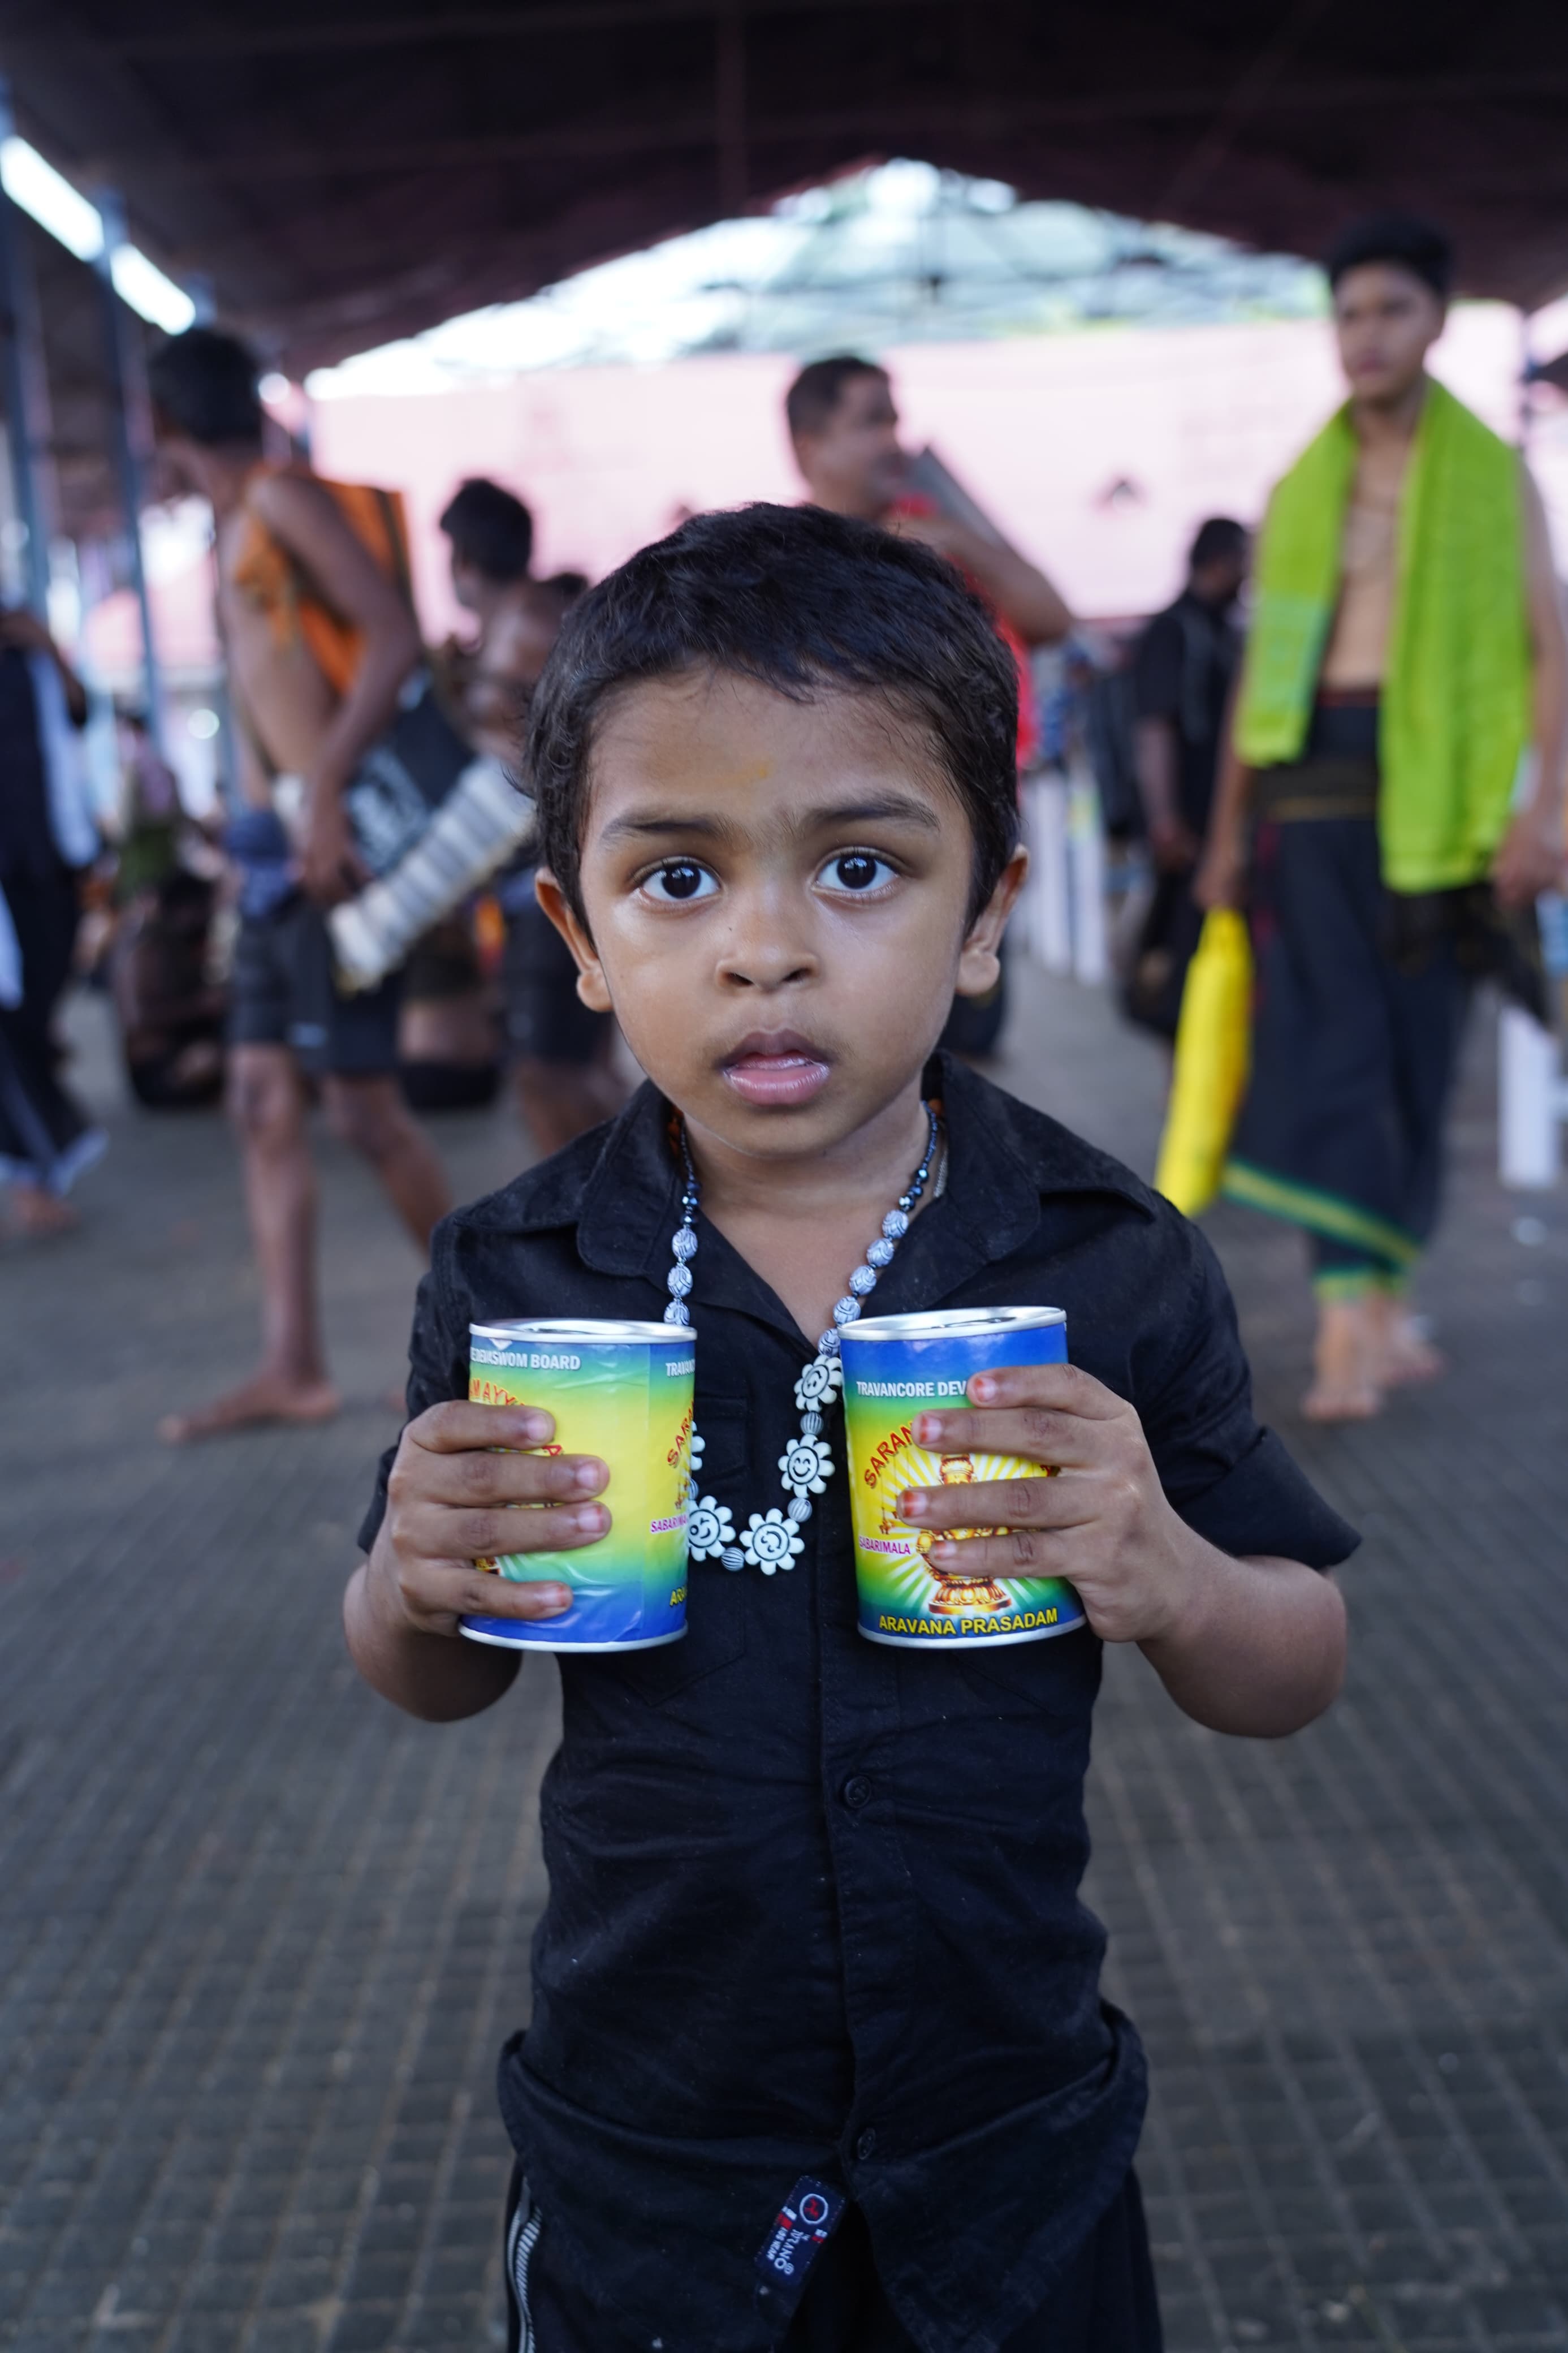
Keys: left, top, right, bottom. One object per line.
{"left": 372, "top": 1401, "right": 610, "bottom": 1637}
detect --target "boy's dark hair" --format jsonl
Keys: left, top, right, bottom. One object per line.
{"left": 1325, "top": 212, "right": 1454, "bottom": 300}
{"left": 1188, "top": 516, "right": 1248, "bottom": 570}
{"left": 785, "top": 355, "right": 887, "bottom": 439}
{"left": 528, "top": 503, "right": 1018, "bottom": 926}
{"left": 439, "top": 477, "right": 534, "bottom": 583}
{"left": 147, "top": 329, "right": 264, "bottom": 448}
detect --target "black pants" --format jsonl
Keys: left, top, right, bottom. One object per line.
{"left": 503, "top": 2166, "right": 1161, "bottom": 2353}
{"left": 0, "top": 855, "right": 93, "bottom": 1192}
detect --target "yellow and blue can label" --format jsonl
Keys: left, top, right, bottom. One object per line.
{"left": 461, "top": 1318, "right": 694, "bottom": 1652}
{"left": 840, "top": 1307, "right": 1086, "bottom": 1649}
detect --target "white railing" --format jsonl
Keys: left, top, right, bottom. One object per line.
{"left": 1498, "top": 1004, "right": 1568, "bottom": 1187}
{"left": 1020, "top": 767, "right": 1107, "bottom": 986}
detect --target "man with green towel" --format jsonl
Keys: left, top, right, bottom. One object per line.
{"left": 1197, "top": 213, "right": 1566, "bottom": 1421}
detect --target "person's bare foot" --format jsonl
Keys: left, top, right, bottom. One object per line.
{"left": 7, "top": 1184, "right": 78, "bottom": 1240}
{"left": 158, "top": 1371, "right": 341, "bottom": 1444}
{"left": 1370, "top": 1295, "right": 1446, "bottom": 1387}
{"left": 1302, "top": 1298, "right": 1384, "bottom": 1423}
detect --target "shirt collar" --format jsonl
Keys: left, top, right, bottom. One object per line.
{"left": 533, "top": 1046, "right": 1149, "bottom": 1282}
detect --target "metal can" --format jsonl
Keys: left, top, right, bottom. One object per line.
{"left": 461, "top": 1318, "right": 695, "bottom": 1652}
{"left": 839, "top": 1306, "right": 1086, "bottom": 1650}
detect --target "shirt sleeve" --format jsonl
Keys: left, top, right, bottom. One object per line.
{"left": 1136, "top": 1214, "right": 1359, "bottom": 1570}
{"left": 356, "top": 1227, "right": 473, "bottom": 1554}
{"left": 1131, "top": 610, "right": 1184, "bottom": 723}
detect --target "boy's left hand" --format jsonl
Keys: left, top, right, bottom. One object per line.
{"left": 901, "top": 1361, "right": 1196, "bottom": 1647}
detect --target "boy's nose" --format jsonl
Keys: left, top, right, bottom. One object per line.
{"left": 715, "top": 905, "right": 818, "bottom": 990}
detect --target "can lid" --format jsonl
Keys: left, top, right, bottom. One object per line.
{"left": 471, "top": 1318, "right": 694, "bottom": 1346}
{"left": 843, "top": 1306, "right": 1066, "bottom": 1343}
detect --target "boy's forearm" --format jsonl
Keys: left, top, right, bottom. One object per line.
{"left": 344, "top": 1536, "right": 519, "bottom": 1722}
{"left": 1138, "top": 1532, "right": 1346, "bottom": 1737}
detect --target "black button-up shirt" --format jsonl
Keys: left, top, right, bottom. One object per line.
{"left": 361, "top": 1057, "right": 1356, "bottom": 2353}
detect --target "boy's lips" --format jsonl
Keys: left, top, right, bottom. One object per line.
{"left": 719, "top": 1032, "right": 833, "bottom": 1108}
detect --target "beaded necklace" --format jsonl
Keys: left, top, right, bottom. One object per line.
{"left": 662, "top": 1105, "right": 941, "bottom": 1572}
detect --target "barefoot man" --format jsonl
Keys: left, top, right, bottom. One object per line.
{"left": 149, "top": 327, "right": 451, "bottom": 1442}
{"left": 1196, "top": 214, "right": 1567, "bottom": 1420}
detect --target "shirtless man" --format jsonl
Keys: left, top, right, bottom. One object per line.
{"left": 148, "top": 328, "right": 450, "bottom": 1442}
{"left": 1197, "top": 214, "right": 1566, "bottom": 1417}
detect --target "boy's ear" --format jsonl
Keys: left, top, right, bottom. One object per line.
{"left": 534, "top": 869, "right": 614, "bottom": 1014}
{"left": 954, "top": 845, "right": 1029, "bottom": 1000}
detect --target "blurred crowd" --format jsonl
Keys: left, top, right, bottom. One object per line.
{"left": 4, "top": 207, "right": 1563, "bottom": 1437}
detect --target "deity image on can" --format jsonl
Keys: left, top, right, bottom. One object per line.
{"left": 840, "top": 1306, "right": 1087, "bottom": 1649}
{"left": 461, "top": 1318, "right": 696, "bottom": 1652}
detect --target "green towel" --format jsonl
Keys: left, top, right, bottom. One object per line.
{"left": 1236, "top": 378, "right": 1530, "bottom": 893}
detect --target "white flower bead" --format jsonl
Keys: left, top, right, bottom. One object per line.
{"left": 793, "top": 1356, "right": 839, "bottom": 1408}
{"left": 667, "top": 1262, "right": 693, "bottom": 1299}
{"left": 686, "top": 1498, "right": 735, "bottom": 1560}
{"left": 882, "top": 1209, "right": 909, "bottom": 1240}
{"left": 663, "top": 1300, "right": 689, "bottom": 1325}
{"left": 744, "top": 1509, "right": 804, "bottom": 1573}
{"left": 849, "top": 1265, "right": 878, "bottom": 1296}
{"left": 688, "top": 1429, "right": 705, "bottom": 1471}
{"left": 779, "top": 1437, "right": 832, "bottom": 1495}
{"left": 672, "top": 1226, "right": 698, "bottom": 1260}
{"left": 866, "top": 1237, "right": 896, "bottom": 1268}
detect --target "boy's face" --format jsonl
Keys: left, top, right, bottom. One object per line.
{"left": 539, "top": 669, "right": 1021, "bottom": 1167}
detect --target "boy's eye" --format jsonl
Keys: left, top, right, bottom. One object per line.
{"left": 641, "top": 860, "right": 717, "bottom": 904}
{"left": 818, "top": 850, "right": 897, "bottom": 895}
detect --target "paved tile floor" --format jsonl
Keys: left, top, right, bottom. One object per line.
{"left": 1, "top": 969, "right": 1565, "bottom": 2353}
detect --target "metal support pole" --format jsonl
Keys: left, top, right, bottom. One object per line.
{"left": 715, "top": 7, "right": 748, "bottom": 216}
{"left": 92, "top": 187, "right": 166, "bottom": 752}
{"left": 0, "top": 79, "right": 55, "bottom": 618}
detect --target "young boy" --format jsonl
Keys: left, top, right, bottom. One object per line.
{"left": 348, "top": 505, "right": 1354, "bottom": 2353}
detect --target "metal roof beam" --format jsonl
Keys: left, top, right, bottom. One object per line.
{"left": 88, "top": 72, "right": 1568, "bottom": 186}
{"left": 0, "top": 0, "right": 969, "bottom": 64}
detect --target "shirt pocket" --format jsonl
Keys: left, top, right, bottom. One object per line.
{"left": 609, "top": 1398, "right": 751, "bottom": 1704}
{"left": 956, "top": 1624, "right": 1100, "bottom": 1725}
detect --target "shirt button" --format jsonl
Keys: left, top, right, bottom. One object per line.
{"left": 856, "top": 2128, "right": 878, "bottom": 2161}
{"left": 841, "top": 1775, "right": 872, "bottom": 1809}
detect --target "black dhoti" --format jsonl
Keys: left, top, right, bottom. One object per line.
{"left": 1222, "top": 731, "right": 1475, "bottom": 1294}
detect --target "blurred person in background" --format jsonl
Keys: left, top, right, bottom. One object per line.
{"left": 435, "top": 483, "right": 627, "bottom": 1151}
{"left": 439, "top": 475, "right": 535, "bottom": 651}
{"left": 1197, "top": 214, "right": 1567, "bottom": 1420}
{"left": 785, "top": 356, "right": 1073, "bottom": 660}
{"left": 388, "top": 479, "right": 541, "bottom": 1120}
{"left": 148, "top": 327, "right": 451, "bottom": 1442}
{"left": 1122, "top": 518, "right": 1249, "bottom": 1038}
{"left": 0, "top": 604, "right": 102, "bottom": 1238}
{"left": 107, "top": 706, "right": 227, "bottom": 1111}
{"left": 463, "top": 568, "right": 630, "bottom": 1153}
{"left": 787, "top": 355, "right": 1073, "bottom": 1055}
